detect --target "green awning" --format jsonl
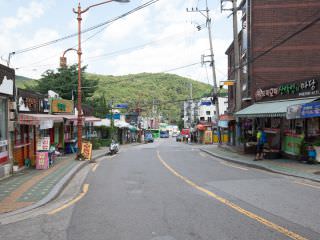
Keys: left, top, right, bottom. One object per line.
{"left": 235, "top": 98, "right": 318, "bottom": 118}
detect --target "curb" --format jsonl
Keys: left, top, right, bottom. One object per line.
{"left": 200, "top": 148, "right": 320, "bottom": 183}
{"left": 0, "top": 152, "right": 107, "bottom": 219}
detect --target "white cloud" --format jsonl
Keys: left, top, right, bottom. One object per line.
{"left": 1, "top": 1, "right": 45, "bottom": 31}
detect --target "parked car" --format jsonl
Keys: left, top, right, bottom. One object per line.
{"left": 160, "top": 131, "right": 169, "bottom": 138}
{"left": 176, "top": 134, "right": 183, "bottom": 142}
{"left": 144, "top": 132, "right": 154, "bottom": 143}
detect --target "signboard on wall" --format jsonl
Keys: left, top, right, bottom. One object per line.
{"left": 81, "top": 142, "right": 92, "bottom": 160}
{"left": 37, "top": 137, "right": 50, "bottom": 151}
{"left": 51, "top": 99, "right": 73, "bottom": 113}
{"left": 255, "top": 78, "right": 320, "bottom": 102}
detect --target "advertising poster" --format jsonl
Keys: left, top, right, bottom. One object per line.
{"left": 204, "top": 131, "right": 213, "bottom": 144}
{"left": 81, "top": 142, "right": 92, "bottom": 160}
{"left": 37, "top": 137, "right": 50, "bottom": 151}
{"left": 282, "top": 135, "right": 303, "bottom": 156}
{"left": 36, "top": 152, "right": 49, "bottom": 169}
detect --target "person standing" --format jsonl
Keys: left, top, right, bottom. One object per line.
{"left": 255, "top": 127, "right": 266, "bottom": 161}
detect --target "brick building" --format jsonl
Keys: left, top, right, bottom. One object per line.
{"left": 225, "top": 0, "right": 320, "bottom": 158}
{"left": 227, "top": 0, "right": 320, "bottom": 110}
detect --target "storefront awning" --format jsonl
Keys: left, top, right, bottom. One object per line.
{"left": 235, "top": 98, "right": 318, "bottom": 118}
{"left": 18, "top": 114, "right": 64, "bottom": 125}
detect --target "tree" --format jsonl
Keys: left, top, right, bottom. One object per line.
{"left": 34, "top": 64, "right": 98, "bottom": 103}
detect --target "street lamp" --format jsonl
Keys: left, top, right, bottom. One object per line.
{"left": 72, "top": 0, "right": 130, "bottom": 155}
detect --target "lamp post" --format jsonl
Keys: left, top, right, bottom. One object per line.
{"left": 72, "top": 0, "right": 129, "bottom": 155}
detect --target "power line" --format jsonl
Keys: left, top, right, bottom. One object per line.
{"left": 11, "top": 0, "right": 161, "bottom": 55}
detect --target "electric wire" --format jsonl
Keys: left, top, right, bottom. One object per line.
{"left": 10, "top": 0, "right": 161, "bottom": 55}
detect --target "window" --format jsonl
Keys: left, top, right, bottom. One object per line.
{"left": 206, "top": 111, "right": 211, "bottom": 116}
{"left": 208, "top": 117, "right": 212, "bottom": 122}
{"left": 0, "top": 98, "right": 7, "bottom": 141}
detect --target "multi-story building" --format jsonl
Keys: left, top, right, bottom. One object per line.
{"left": 0, "top": 64, "right": 15, "bottom": 179}
{"left": 226, "top": 0, "right": 320, "bottom": 157}
{"left": 227, "top": 0, "right": 320, "bottom": 109}
{"left": 182, "top": 97, "right": 228, "bottom": 128}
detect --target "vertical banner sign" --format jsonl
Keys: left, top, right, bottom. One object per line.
{"left": 36, "top": 152, "right": 49, "bottom": 169}
{"left": 37, "top": 137, "right": 50, "bottom": 151}
{"left": 81, "top": 142, "right": 92, "bottom": 160}
{"left": 204, "top": 131, "right": 213, "bottom": 144}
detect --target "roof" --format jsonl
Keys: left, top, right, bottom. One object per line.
{"left": 18, "top": 114, "right": 64, "bottom": 125}
{"left": 235, "top": 98, "right": 318, "bottom": 118}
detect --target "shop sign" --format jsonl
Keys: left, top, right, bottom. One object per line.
{"left": 51, "top": 99, "right": 73, "bottom": 113}
{"left": 282, "top": 135, "right": 303, "bottom": 156}
{"left": 255, "top": 78, "right": 320, "bottom": 102}
{"left": 36, "top": 152, "right": 49, "bottom": 170}
{"left": 40, "top": 120, "right": 54, "bottom": 130}
{"left": 0, "top": 65, "right": 15, "bottom": 96}
{"left": 81, "top": 142, "right": 92, "bottom": 160}
{"left": 218, "top": 120, "right": 229, "bottom": 128}
{"left": 0, "top": 140, "right": 8, "bottom": 147}
{"left": 286, "top": 104, "right": 302, "bottom": 120}
{"left": 37, "top": 137, "right": 50, "bottom": 151}
{"left": 301, "top": 102, "right": 320, "bottom": 118}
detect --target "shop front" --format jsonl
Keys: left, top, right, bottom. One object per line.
{"left": 16, "top": 114, "right": 63, "bottom": 168}
{"left": 0, "top": 64, "right": 15, "bottom": 178}
{"left": 235, "top": 77, "right": 320, "bottom": 159}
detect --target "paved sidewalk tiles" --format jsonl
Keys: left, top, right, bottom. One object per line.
{"left": 201, "top": 145, "right": 320, "bottom": 182}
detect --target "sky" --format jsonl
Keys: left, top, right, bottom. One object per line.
{"left": 0, "top": 0, "right": 234, "bottom": 85}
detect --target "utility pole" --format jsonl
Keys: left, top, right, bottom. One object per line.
{"left": 187, "top": 0, "right": 221, "bottom": 141}
{"left": 189, "top": 83, "right": 193, "bottom": 128}
{"left": 221, "top": 0, "right": 241, "bottom": 145}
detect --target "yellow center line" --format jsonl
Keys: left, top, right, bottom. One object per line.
{"left": 92, "top": 163, "right": 99, "bottom": 172}
{"left": 47, "top": 184, "right": 89, "bottom": 215}
{"left": 294, "top": 181, "right": 320, "bottom": 189}
{"left": 156, "top": 151, "right": 308, "bottom": 240}
{"left": 219, "top": 161, "right": 249, "bottom": 171}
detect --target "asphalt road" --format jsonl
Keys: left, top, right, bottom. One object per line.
{"left": 1, "top": 138, "right": 320, "bottom": 240}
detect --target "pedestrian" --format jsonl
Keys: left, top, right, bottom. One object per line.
{"left": 255, "top": 127, "right": 266, "bottom": 161}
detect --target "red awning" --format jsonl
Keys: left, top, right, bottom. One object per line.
{"left": 18, "top": 114, "right": 63, "bottom": 125}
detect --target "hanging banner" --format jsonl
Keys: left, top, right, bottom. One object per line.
{"left": 286, "top": 104, "right": 303, "bottom": 120}
{"left": 81, "top": 142, "right": 92, "bottom": 160}
{"left": 36, "top": 152, "right": 49, "bottom": 169}
{"left": 37, "top": 137, "right": 50, "bottom": 151}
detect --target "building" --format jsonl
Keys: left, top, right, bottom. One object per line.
{"left": 0, "top": 64, "right": 15, "bottom": 179}
{"left": 225, "top": 0, "right": 320, "bottom": 158}
{"left": 227, "top": 0, "right": 320, "bottom": 109}
{"left": 182, "top": 100, "right": 199, "bottom": 128}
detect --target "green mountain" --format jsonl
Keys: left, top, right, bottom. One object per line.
{"left": 86, "top": 72, "right": 212, "bottom": 123}
{"left": 16, "top": 75, "right": 38, "bottom": 89}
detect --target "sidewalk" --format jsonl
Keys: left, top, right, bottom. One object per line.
{"left": 0, "top": 147, "right": 107, "bottom": 215}
{"left": 201, "top": 145, "right": 320, "bottom": 182}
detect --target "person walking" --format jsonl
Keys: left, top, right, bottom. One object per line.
{"left": 255, "top": 127, "right": 266, "bottom": 161}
